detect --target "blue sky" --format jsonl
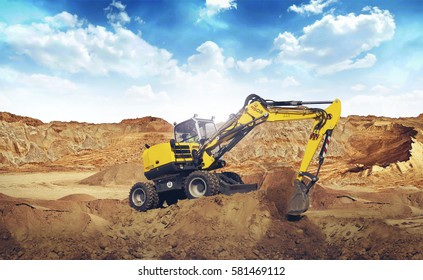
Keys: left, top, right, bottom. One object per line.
{"left": 0, "top": 0, "right": 422, "bottom": 123}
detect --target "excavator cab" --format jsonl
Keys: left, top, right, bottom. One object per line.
{"left": 174, "top": 117, "right": 217, "bottom": 144}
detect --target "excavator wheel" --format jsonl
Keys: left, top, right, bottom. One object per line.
{"left": 184, "top": 171, "right": 219, "bottom": 199}
{"left": 129, "top": 182, "right": 159, "bottom": 212}
{"left": 222, "top": 171, "right": 244, "bottom": 184}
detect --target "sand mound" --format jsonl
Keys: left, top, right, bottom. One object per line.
{"left": 1, "top": 202, "right": 95, "bottom": 242}
{"left": 255, "top": 167, "right": 296, "bottom": 214}
{"left": 0, "top": 112, "right": 173, "bottom": 170}
{"left": 0, "top": 193, "right": 16, "bottom": 201}
{"left": 345, "top": 121, "right": 416, "bottom": 169}
{"left": 2, "top": 169, "right": 321, "bottom": 259}
{"left": 120, "top": 116, "right": 173, "bottom": 132}
{"left": 79, "top": 162, "right": 146, "bottom": 186}
{"left": 0, "top": 112, "right": 43, "bottom": 126}
{"left": 58, "top": 193, "right": 97, "bottom": 202}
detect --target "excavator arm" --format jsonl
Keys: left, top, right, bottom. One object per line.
{"left": 197, "top": 94, "right": 342, "bottom": 216}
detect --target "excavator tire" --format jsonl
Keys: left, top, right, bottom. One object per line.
{"left": 129, "top": 182, "right": 159, "bottom": 212}
{"left": 222, "top": 171, "right": 244, "bottom": 184}
{"left": 184, "top": 171, "right": 219, "bottom": 199}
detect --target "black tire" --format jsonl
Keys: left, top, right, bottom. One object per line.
{"left": 222, "top": 171, "right": 244, "bottom": 184}
{"left": 129, "top": 182, "right": 159, "bottom": 212}
{"left": 184, "top": 171, "right": 219, "bottom": 199}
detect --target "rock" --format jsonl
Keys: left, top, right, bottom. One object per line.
{"left": 161, "top": 217, "right": 170, "bottom": 226}
{"left": 47, "top": 252, "right": 60, "bottom": 260}
{"left": 2, "top": 232, "right": 10, "bottom": 240}
{"left": 132, "top": 250, "right": 144, "bottom": 259}
{"left": 214, "top": 196, "right": 223, "bottom": 206}
{"left": 17, "top": 250, "right": 25, "bottom": 258}
{"left": 169, "top": 238, "right": 178, "bottom": 249}
{"left": 99, "top": 238, "right": 109, "bottom": 250}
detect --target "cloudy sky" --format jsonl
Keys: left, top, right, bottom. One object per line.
{"left": 0, "top": 0, "right": 422, "bottom": 123}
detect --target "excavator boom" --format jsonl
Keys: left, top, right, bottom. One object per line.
{"left": 195, "top": 94, "right": 341, "bottom": 216}
{"left": 198, "top": 95, "right": 341, "bottom": 172}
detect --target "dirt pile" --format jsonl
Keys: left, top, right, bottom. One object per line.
{"left": 0, "top": 112, "right": 43, "bottom": 126}
{"left": 80, "top": 162, "right": 146, "bottom": 186}
{"left": 0, "top": 168, "right": 327, "bottom": 260}
{"left": 318, "top": 116, "right": 423, "bottom": 189}
{"left": 0, "top": 115, "right": 172, "bottom": 171}
{"left": 58, "top": 193, "right": 98, "bottom": 201}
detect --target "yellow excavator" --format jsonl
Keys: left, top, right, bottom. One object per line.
{"left": 129, "top": 94, "right": 341, "bottom": 216}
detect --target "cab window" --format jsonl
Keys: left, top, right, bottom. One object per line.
{"left": 198, "top": 121, "right": 217, "bottom": 140}
{"left": 174, "top": 120, "right": 199, "bottom": 143}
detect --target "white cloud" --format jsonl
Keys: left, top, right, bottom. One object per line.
{"left": 0, "top": 95, "right": 12, "bottom": 109}
{"left": 198, "top": 0, "right": 237, "bottom": 27}
{"left": 225, "top": 56, "right": 235, "bottom": 68}
{"left": 186, "top": 41, "right": 234, "bottom": 73}
{"left": 0, "top": 12, "right": 177, "bottom": 77}
{"left": 45, "top": 11, "right": 81, "bottom": 29}
{"left": 274, "top": 7, "right": 395, "bottom": 75}
{"left": 134, "top": 16, "right": 145, "bottom": 25}
{"left": 201, "top": 0, "right": 237, "bottom": 17}
{"left": 126, "top": 85, "right": 169, "bottom": 101}
{"left": 344, "top": 90, "right": 423, "bottom": 117}
{"left": 288, "top": 0, "right": 337, "bottom": 15}
{"left": 169, "top": 72, "right": 248, "bottom": 122}
{"left": 317, "top": 53, "right": 377, "bottom": 75}
{"left": 351, "top": 84, "right": 366, "bottom": 91}
{"left": 105, "top": 0, "right": 131, "bottom": 28}
{"left": 370, "top": 85, "right": 392, "bottom": 94}
{"left": 22, "top": 74, "right": 78, "bottom": 91}
{"left": 281, "top": 76, "right": 300, "bottom": 87}
{"left": 0, "top": 67, "right": 78, "bottom": 92}
{"left": 255, "top": 76, "right": 300, "bottom": 88}
{"left": 0, "top": 67, "right": 20, "bottom": 83}
{"left": 236, "top": 57, "right": 272, "bottom": 73}
{"left": 0, "top": 67, "right": 82, "bottom": 120}
{"left": 2, "top": 3, "right": 414, "bottom": 124}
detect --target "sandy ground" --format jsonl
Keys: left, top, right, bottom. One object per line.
{"left": 1, "top": 168, "right": 423, "bottom": 260}
{"left": 0, "top": 171, "right": 128, "bottom": 200}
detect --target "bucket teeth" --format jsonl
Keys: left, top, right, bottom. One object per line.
{"left": 287, "top": 180, "right": 309, "bottom": 216}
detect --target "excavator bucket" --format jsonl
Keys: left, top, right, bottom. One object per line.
{"left": 286, "top": 179, "right": 310, "bottom": 216}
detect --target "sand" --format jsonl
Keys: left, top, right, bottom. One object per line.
{"left": 1, "top": 166, "right": 423, "bottom": 260}
{"left": 1, "top": 113, "right": 423, "bottom": 260}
